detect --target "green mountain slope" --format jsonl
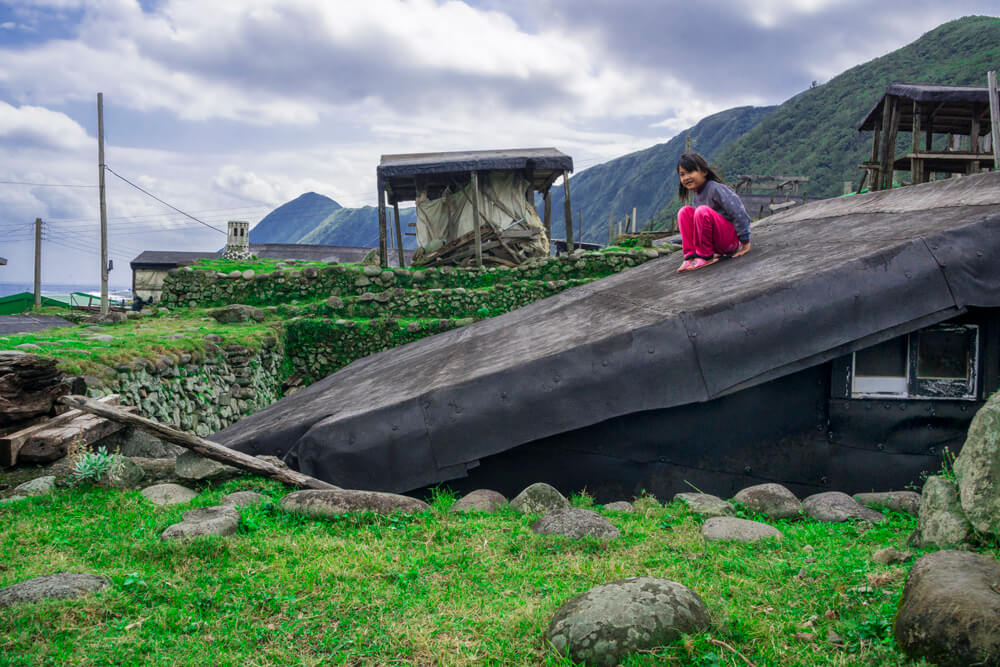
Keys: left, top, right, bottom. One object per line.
{"left": 546, "top": 105, "right": 776, "bottom": 243}
{"left": 250, "top": 192, "right": 342, "bottom": 244}
{"left": 712, "top": 15, "right": 1000, "bottom": 202}
{"left": 298, "top": 206, "right": 418, "bottom": 249}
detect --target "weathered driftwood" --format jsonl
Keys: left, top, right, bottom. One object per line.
{"left": 2, "top": 394, "right": 131, "bottom": 466}
{"left": 59, "top": 395, "right": 337, "bottom": 490}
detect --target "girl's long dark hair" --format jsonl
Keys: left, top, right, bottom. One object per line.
{"left": 677, "top": 152, "right": 723, "bottom": 202}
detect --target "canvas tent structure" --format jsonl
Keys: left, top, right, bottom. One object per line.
{"left": 858, "top": 83, "right": 998, "bottom": 191}
{"left": 375, "top": 148, "right": 575, "bottom": 268}
{"left": 212, "top": 171, "right": 1000, "bottom": 501}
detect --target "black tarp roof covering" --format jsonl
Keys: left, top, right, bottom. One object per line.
{"left": 212, "top": 172, "right": 1000, "bottom": 493}
{"left": 858, "top": 83, "right": 991, "bottom": 132}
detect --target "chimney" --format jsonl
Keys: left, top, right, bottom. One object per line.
{"left": 222, "top": 220, "right": 252, "bottom": 260}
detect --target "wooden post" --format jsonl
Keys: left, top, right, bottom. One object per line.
{"left": 911, "top": 101, "right": 923, "bottom": 185}
{"left": 577, "top": 211, "right": 582, "bottom": 245}
{"left": 33, "top": 218, "right": 41, "bottom": 308}
{"left": 543, "top": 189, "right": 551, "bottom": 241}
{"left": 59, "top": 395, "right": 337, "bottom": 490}
{"left": 376, "top": 180, "right": 388, "bottom": 268}
{"left": 843, "top": 181, "right": 853, "bottom": 195}
{"left": 988, "top": 71, "right": 1000, "bottom": 172}
{"left": 97, "top": 93, "right": 109, "bottom": 315}
{"left": 881, "top": 97, "right": 901, "bottom": 190}
{"left": 393, "top": 201, "right": 405, "bottom": 267}
{"left": 608, "top": 212, "right": 615, "bottom": 246}
{"left": 562, "top": 171, "right": 574, "bottom": 254}
{"left": 471, "top": 171, "right": 482, "bottom": 268}
{"left": 631, "top": 207, "right": 637, "bottom": 234}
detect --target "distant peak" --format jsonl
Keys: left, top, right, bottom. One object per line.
{"left": 288, "top": 191, "right": 342, "bottom": 209}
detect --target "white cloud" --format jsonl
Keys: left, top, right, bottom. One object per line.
{"left": 0, "top": 101, "right": 91, "bottom": 150}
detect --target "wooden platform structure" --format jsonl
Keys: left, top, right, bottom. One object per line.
{"left": 375, "top": 148, "right": 575, "bottom": 268}
{"left": 1, "top": 394, "right": 133, "bottom": 467}
{"left": 858, "top": 83, "right": 998, "bottom": 191}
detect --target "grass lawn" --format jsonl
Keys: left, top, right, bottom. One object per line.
{"left": 1, "top": 479, "right": 974, "bottom": 666}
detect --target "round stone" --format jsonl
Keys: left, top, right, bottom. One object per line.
{"left": 701, "top": 516, "right": 783, "bottom": 543}
{"left": 0, "top": 572, "right": 110, "bottom": 608}
{"left": 733, "top": 483, "right": 802, "bottom": 519}
{"left": 509, "top": 482, "right": 569, "bottom": 515}
{"left": 547, "top": 577, "right": 711, "bottom": 667}
{"left": 450, "top": 489, "right": 507, "bottom": 513}
{"left": 531, "top": 508, "right": 620, "bottom": 540}
{"left": 141, "top": 483, "right": 198, "bottom": 506}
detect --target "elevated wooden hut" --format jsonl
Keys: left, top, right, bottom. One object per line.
{"left": 858, "top": 83, "right": 997, "bottom": 191}
{"left": 375, "top": 148, "right": 575, "bottom": 268}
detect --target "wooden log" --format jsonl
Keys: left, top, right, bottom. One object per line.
{"left": 912, "top": 101, "right": 924, "bottom": 185}
{"left": 877, "top": 95, "right": 894, "bottom": 190}
{"left": 1, "top": 394, "right": 121, "bottom": 467}
{"left": 543, "top": 190, "right": 551, "bottom": 241}
{"left": 882, "top": 96, "right": 902, "bottom": 189}
{"left": 58, "top": 395, "right": 337, "bottom": 490}
{"left": 377, "top": 181, "right": 388, "bottom": 268}
{"left": 562, "top": 171, "right": 574, "bottom": 254}
{"left": 988, "top": 71, "right": 1000, "bottom": 172}
{"left": 471, "top": 171, "right": 482, "bottom": 268}
{"left": 19, "top": 406, "right": 136, "bottom": 464}
{"left": 392, "top": 201, "right": 405, "bottom": 268}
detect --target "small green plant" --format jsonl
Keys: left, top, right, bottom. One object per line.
{"left": 70, "top": 446, "right": 123, "bottom": 485}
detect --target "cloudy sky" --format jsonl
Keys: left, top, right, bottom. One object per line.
{"left": 0, "top": 0, "right": 995, "bottom": 286}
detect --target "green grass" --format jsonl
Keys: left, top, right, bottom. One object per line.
{"left": 0, "top": 313, "right": 279, "bottom": 380}
{"left": 190, "top": 257, "right": 333, "bottom": 274}
{"left": 1, "top": 482, "right": 980, "bottom": 666}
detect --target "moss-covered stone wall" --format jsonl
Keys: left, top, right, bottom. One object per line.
{"left": 106, "top": 338, "right": 283, "bottom": 437}
{"left": 159, "top": 249, "right": 669, "bottom": 309}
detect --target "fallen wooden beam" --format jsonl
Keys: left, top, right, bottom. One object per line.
{"left": 1, "top": 394, "right": 121, "bottom": 467}
{"left": 59, "top": 395, "right": 337, "bottom": 490}
{"left": 18, "top": 407, "right": 137, "bottom": 464}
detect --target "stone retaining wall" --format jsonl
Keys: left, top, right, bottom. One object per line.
{"left": 159, "top": 249, "right": 669, "bottom": 309}
{"left": 103, "top": 338, "right": 283, "bottom": 437}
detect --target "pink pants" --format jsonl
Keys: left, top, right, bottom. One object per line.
{"left": 677, "top": 205, "right": 740, "bottom": 259}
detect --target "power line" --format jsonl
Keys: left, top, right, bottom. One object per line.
{"left": 104, "top": 164, "right": 227, "bottom": 235}
{"left": 0, "top": 180, "right": 97, "bottom": 188}
{"left": 44, "top": 203, "right": 269, "bottom": 225}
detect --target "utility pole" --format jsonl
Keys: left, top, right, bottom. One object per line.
{"left": 33, "top": 218, "right": 41, "bottom": 308}
{"left": 97, "top": 92, "right": 109, "bottom": 315}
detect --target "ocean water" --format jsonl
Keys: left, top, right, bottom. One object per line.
{"left": 0, "top": 283, "right": 132, "bottom": 298}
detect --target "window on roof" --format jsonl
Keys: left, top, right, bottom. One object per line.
{"left": 851, "top": 324, "right": 978, "bottom": 399}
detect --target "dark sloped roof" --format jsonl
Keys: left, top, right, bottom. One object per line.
{"left": 859, "top": 83, "right": 991, "bottom": 133}
{"left": 213, "top": 172, "right": 1000, "bottom": 493}
{"left": 130, "top": 251, "right": 218, "bottom": 269}
{"left": 378, "top": 148, "right": 573, "bottom": 203}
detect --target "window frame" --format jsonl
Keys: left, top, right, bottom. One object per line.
{"left": 850, "top": 323, "right": 979, "bottom": 400}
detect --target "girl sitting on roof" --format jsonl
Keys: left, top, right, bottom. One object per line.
{"left": 675, "top": 152, "right": 752, "bottom": 272}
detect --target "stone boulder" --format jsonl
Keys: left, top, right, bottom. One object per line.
{"left": 547, "top": 577, "right": 711, "bottom": 667}
{"left": 853, "top": 491, "right": 921, "bottom": 516}
{"left": 174, "top": 451, "right": 240, "bottom": 482}
{"left": 531, "top": 508, "right": 621, "bottom": 540}
{"left": 953, "top": 392, "right": 1000, "bottom": 536}
{"left": 161, "top": 505, "right": 241, "bottom": 540}
{"left": 141, "top": 483, "right": 197, "bottom": 506}
{"left": 509, "top": 483, "right": 569, "bottom": 515}
{"left": 802, "top": 492, "right": 886, "bottom": 523}
{"left": 733, "top": 483, "right": 802, "bottom": 519}
{"left": 222, "top": 491, "right": 268, "bottom": 508}
{"left": 13, "top": 476, "right": 56, "bottom": 497}
{"left": 450, "top": 489, "right": 507, "bottom": 513}
{"left": 674, "top": 492, "right": 734, "bottom": 518}
{"left": 0, "top": 572, "right": 110, "bottom": 608}
{"left": 872, "top": 547, "right": 913, "bottom": 565}
{"left": 894, "top": 550, "right": 1000, "bottom": 666}
{"left": 915, "top": 476, "right": 973, "bottom": 548}
{"left": 701, "top": 517, "right": 783, "bottom": 543}
{"left": 281, "top": 489, "right": 428, "bottom": 518}
{"left": 95, "top": 457, "right": 145, "bottom": 490}
{"left": 602, "top": 501, "right": 634, "bottom": 512}
{"left": 209, "top": 304, "right": 266, "bottom": 324}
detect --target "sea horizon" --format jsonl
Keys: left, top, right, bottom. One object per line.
{"left": 0, "top": 282, "right": 132, "bottom": 298}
